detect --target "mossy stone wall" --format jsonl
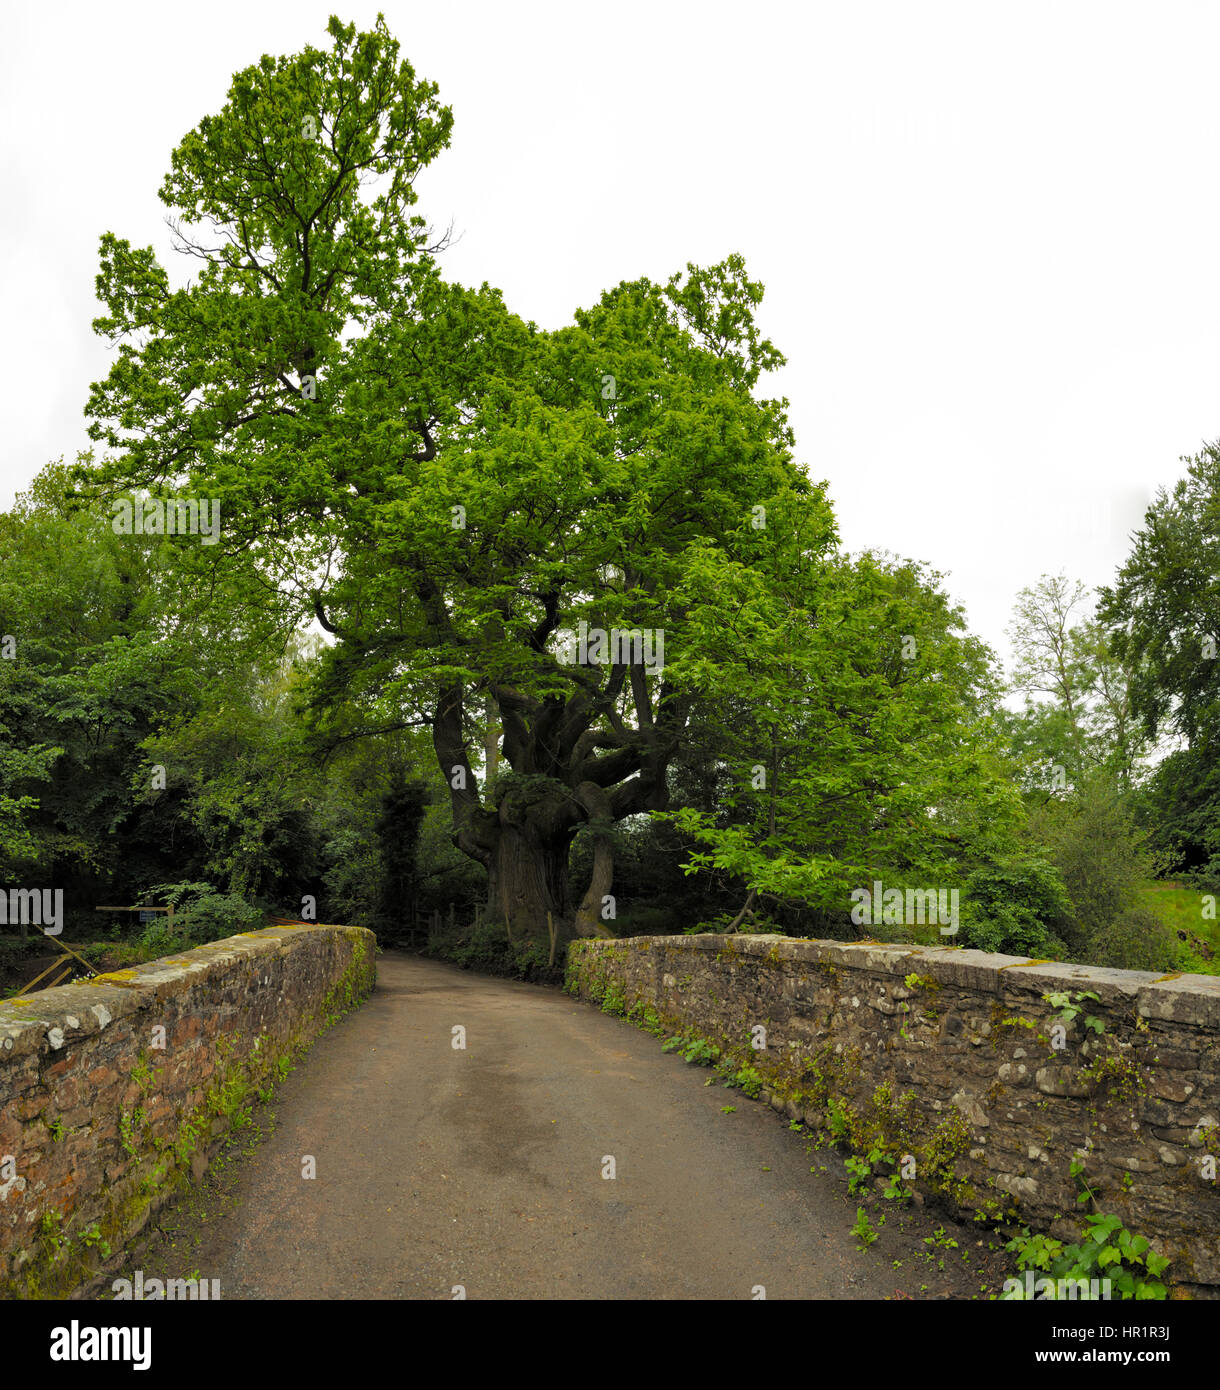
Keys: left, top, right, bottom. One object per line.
{"left": 0, "top": 923, "right": 375, "bottom": 1297}
{"left": 567, "top": 933, "right": 1220, "bottom": 1294}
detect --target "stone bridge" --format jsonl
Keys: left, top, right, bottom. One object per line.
{"left": 1, "top": 926, "right": 1217, "bottom": 1298}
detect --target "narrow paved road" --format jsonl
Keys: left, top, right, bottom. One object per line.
{"left": 161, "top": 953, "right": 920, "bottom": 1299}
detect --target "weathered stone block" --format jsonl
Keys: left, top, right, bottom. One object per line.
{"left": 1035, "top": 1066, "right": 1093, "bottom": 1098}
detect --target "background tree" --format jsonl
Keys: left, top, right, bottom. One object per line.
{"left": 1004, "top": 573, "right": 1094, "bottom": 788}
{"left": 1099, "top": 444, "right": 1220, "bottom": 877}
{"left": 0, "top": 462, "right": 201, "bottom": 928}
{"left": 662, "top": 552, "right": 1029, "bottom": 932}
{"left": 64, "top": 12, "right": 1188, "bottom": 977}
{"left": 1073, "top": 618, "right": 1146, "bottom": 789}
{"left": 371, "top": 771, "right": 428, "bottom": 941}
{"left": 1002, "top": 573, "right": 1149, "bottom": 794}
{"left": 0, "top": 459, "right": 465, "bottom": 972}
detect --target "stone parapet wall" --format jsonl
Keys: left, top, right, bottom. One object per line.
{"left": 0, "top": 923, "right": 375, "bottom": 1297}
{"left": 567, "top": 933, "right": 1220, "bottom": 1294}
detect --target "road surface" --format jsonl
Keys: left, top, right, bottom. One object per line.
{"left": 136, "top": 952, "right": 972, "bottom": 1299}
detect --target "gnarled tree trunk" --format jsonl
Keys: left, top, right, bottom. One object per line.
{"left": 485, "top": 821, "right": 574, "bottom": 943}
{"left": 571, "top": 780, "right": 616, "bottom": 940}
{"left": 433, "top": 675, "right": 680, "bottom": 950}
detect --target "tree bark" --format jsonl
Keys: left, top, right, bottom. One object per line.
{"left": 571, "top": 781, "right": 616, "bottom": 939}
{"left": 484, "top": 819, "right": 574, "bottom": 942}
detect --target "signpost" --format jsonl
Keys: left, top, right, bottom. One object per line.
{"left": 96, "top": 904, "right": 175, "bottom": 928}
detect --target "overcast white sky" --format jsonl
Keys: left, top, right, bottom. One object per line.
{"left": 3, "top": 0, "right": 1217, "bottom": 672}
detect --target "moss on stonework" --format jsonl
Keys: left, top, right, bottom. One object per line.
{"left": 1074, "top": 1045, "right": 1148, "bottom": 1107}
{"left": 903, "top": 973, "right": 941, "bottom": 992}
{"left": 318, "top": 929, "right": 375, "bottom": 1025}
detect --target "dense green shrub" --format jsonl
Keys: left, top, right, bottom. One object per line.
{"left": 145, "top": 881, "right": 264, "bottom": 946}
{"left": 1026, "top": 776, "right": 1189, "bottom": 969}
{"left": 1030, "top": 777, "right": 1154, "bottom": 948}
{"left": 1085, "top": 906, "right": 1184, "bottom": 973}
{"left": 959, "top": 852, "right": 1074, "bottom": 958}
{"left": 176, "top": 891, "right": 265, "bottom": 941}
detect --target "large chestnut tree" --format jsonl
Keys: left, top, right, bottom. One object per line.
{"left": 82, "top": 15, "right": 1019, "bottom": 945}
